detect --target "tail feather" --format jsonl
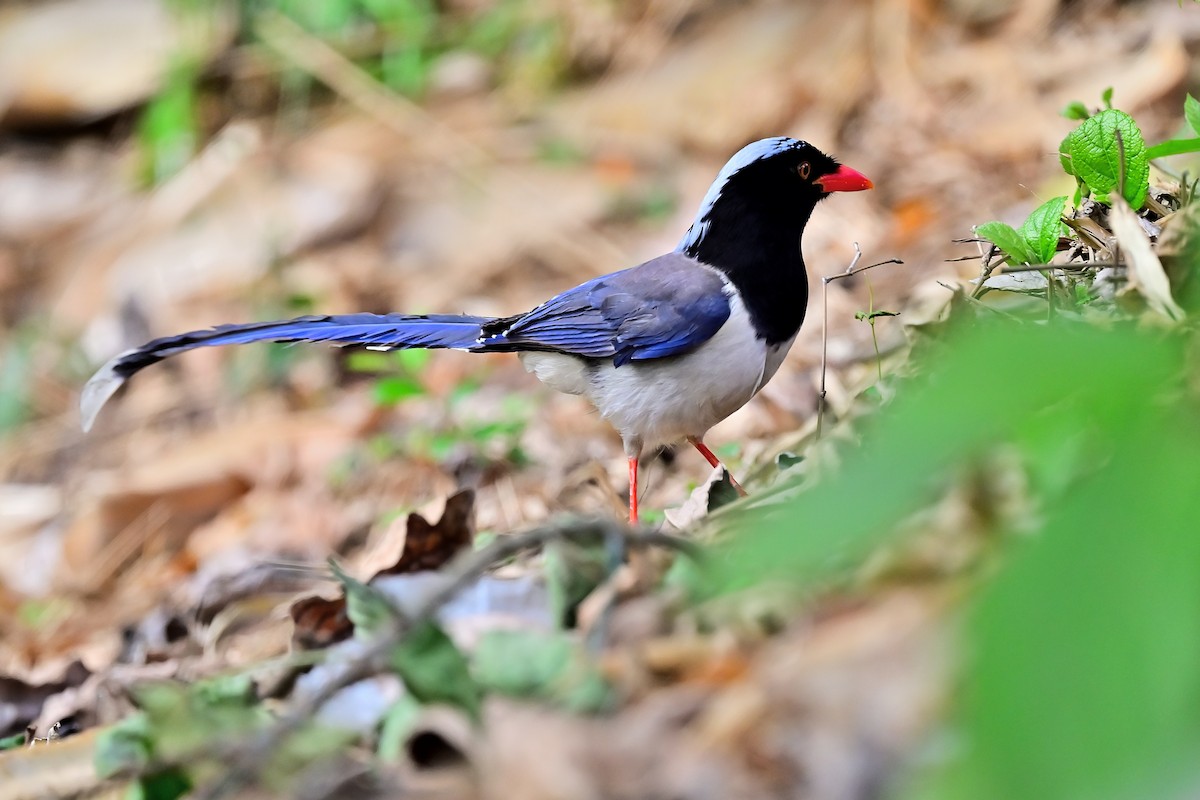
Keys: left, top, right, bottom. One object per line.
{"left": 81, "top": 312, "right": 491, "bottom": 432}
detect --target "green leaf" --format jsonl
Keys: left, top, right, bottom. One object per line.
{"left": 192, "top": 673, "right": 255, "bottom": 708}
{"left": 473, "top": 630, "right": 614, "bottom": 713}
{"left": 378, "top": 695, "right": 424, "bottom": 761}
{"left": 1061, "top": 101, "right": 1090, "bottom": 121}
{"left": 1145, "top": 138, "right": 1200, "bottom": 160}
{"left": 1017, "top": 196, "right": 1068, "bottom": 264}
{"left": 345, "top": 351, "right": 394, "bottom": 373}
{"left": 945, "top": 413, "right": 1200, "bottom": 799}
{"left": 1059, "top": 108, "right": 1149, "bottom": 208}
{"left": 1185, "top": 93, "right": 1200, "bottom": 136}
{"left": 329, "top": 560, "right": 395, "bottom": 639}
{"left": 94, "top": 714, "right": 153, "bottom": 779}
{"left": 390, "top": 620, "right": 482, "bottom": 719}
{"left": 137, "top": 61, "right": 199, "bottom": 186}
{"left": 374, "top": 375, "right": 426, "bottom": 406}
{"left": 1101, "top": 86, "right": 1114, "bottom": 109}
{"left": 0, "top": 337, "right": 33, "bottom": 432}
{"left": 473, "top": 629, "right": 572, "bottom": 695}
{"left": 394, "top": 347, "right": 431, "bottom": 374}
{"left": 129, "top": 770, "right": 192, "bottom": 800}
{"left": 1073, "top": 282, "right": 1096, "bottom": 307}
{"left": 775, "top": 451, "right": 804, "bottom": 471}
{"left": 0, "top": 733, "right": 23, "bottom": 750}
{"left": 127, "top": 680, "right": 272, "bottom": 766}
{"left": 266, "top": 724, "right": 356, "bottom": 785}
{"left": 976, "top": 222, "right": 1039, "bottom": 265}
{"left": 703, "top": 319, "right": 1178, "bottom": 593}
{"left": 544, "top": 537, "right": 612, "bottom": 627}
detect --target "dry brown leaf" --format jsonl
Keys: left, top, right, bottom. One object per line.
{"left": 289, "top": 594, "right": 352, "bottom": 651}
{"left": 376, "top": 489, "right": 476, "bottom": 576}
{"left": 1110, "top": 195, "right": 1183, "bottom": 322}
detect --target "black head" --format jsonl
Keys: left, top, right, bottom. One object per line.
{"left": 676, "top": 137, "right": 872, "bottom": 344}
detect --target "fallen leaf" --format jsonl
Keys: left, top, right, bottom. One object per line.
{"left": 377, "top": 489, "right": 476, "bottom": 576}
{"left": 1110, "top": 195, "right": 1183, "bottom": 322}
{"left": 290, "top": 594, "right": 352, "bottom": 652}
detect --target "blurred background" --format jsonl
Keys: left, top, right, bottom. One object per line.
{"left": 0, "top": 0, "right": 1196, "bottom": 751}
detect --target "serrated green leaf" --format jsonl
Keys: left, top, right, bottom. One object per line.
{"left": 1185, "top": 93, "right": 1200, "bottom": 136}
{"left": 1018, "top": 196, "right": 1068, "bottom": 264}
{"left": 390, "top": 620, "right": 482, "bottom": 719}
{"left": 977, "top": 222, "right": 1039, "bottom": 265}
{"left": 1059, "top": 109, "right": 1148, "bottom": 208}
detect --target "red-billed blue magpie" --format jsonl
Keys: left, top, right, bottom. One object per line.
{"left": 82, "top": 137, "right": 872, "bottom": 523}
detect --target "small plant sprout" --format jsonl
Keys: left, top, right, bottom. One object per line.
{"left": 817, "top": 244, "right": 904, "bottom": 439}
{"left": 854, "top": 280, "right": 899, "bottom": 383}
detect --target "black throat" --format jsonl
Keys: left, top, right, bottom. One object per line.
{"left": 681, "top": 193, "right": 817, "bottom": 346}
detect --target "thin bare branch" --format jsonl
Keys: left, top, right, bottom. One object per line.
{"left": 189, "top": 520, "right": 701, "bottom": 799}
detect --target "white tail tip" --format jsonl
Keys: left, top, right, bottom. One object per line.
{"left": 80, "top": 352, "right": 133, "bottom": 432}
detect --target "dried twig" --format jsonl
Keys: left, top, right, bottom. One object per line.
{"left": 190, "top": 519, "right": 701, "bottom": 799}
{"left": 970, "top": 238, "right": 999, "bottom": 300}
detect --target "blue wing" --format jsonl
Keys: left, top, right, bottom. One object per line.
{"left": 479, "top": 253, "right": 731, "bottom": 366}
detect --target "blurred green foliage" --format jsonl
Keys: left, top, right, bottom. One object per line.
{"left": 95, "top": 675, "right": 354, "bottom": 796}
{"left": 697, "top": 311, "right": 1200, "bottom": 796}
{"left": 139, "top": 0, "right": 570, "bottom": 184}
{"left": 137, "top": 60, "right": 200, "bottom": 186}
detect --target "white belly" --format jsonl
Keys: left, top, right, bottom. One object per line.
{"left": 520, "top": 293, "right": 794, "bottom": 455}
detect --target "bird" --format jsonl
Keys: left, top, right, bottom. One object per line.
{"left": 81, "top": 137, "right": 872, "bottom": 524}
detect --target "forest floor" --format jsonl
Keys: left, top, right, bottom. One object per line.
{"left": 0, "top": 0, "right": 1197, "bottom": 797}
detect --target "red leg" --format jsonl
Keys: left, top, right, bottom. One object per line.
{"left": 628, "top": 455, "right": 639, "bottom": 525}
{"left": 688, "top": 436, "right": 748, "bottom": 497}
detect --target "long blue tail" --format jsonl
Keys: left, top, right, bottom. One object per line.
{"left": 81, "top": 312, "right": 493, "bottom": 431}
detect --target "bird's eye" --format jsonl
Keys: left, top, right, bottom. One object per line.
{"left": 797, "top": 161, "right": 812, "bottom": 180}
